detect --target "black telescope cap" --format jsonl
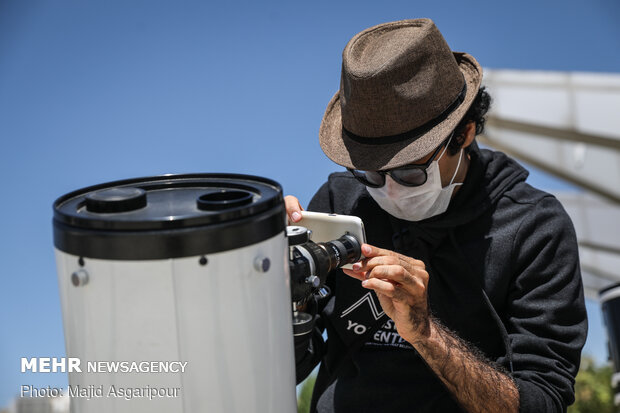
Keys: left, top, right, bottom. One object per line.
{"left": 197, "top": 190, "right": 254, "bottom": 211}
{"left": 85, "top": 187, "right": 147, "bottom": 213}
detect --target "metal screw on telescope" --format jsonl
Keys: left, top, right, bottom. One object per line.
{"left": 305, "top": 275, "right": 320, "bottom": 288}
{"left": 254, "top": 257, "right": 271, "bottom": 273}
{"left": 71, "top": 269, "right": 89, "bottom": 287}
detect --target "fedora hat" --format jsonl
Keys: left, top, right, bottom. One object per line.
{"left": 319, "top": 18, "right": 483, "bottom": 170}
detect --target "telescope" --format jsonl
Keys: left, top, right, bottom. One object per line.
{"left": 52, "top": 173, "right": 361, "bottom": 412}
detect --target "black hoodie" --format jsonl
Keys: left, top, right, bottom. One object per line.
{"left": 296, "top": 145, "right": 587, "bottom": 412}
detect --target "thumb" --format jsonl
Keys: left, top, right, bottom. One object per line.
{"left": 284, "top": 195, "right": 303, "bottom": 223}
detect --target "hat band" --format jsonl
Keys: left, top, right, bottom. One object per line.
{"left": 342, "top": 82, "right": 467, "bottom": 145}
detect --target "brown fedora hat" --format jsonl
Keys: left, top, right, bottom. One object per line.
{"left": 319, "top": 18, "right": 482, "bottom": 170}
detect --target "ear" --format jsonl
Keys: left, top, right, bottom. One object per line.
{"left": 461, "top": 121, "right": 477, "bottom": 148}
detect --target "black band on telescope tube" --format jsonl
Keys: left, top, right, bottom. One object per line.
{"left": 53, "top": 173, "right": 287, "bottom": 260}
{"left": 53, "top": 205, "right": 285, "bottom": 260}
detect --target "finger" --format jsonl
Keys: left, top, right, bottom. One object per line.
{"left": 366, "top": 266, "right": 428, "bottom": 299}
{"left": 411, "top": 266, "right": 430, "bottom": 289}
{"left": 342, "top": 268, "right": 366, "bottom": 281}
{"left": 362, "top": 278, "right": 402, "bottom": 299}
{"left": 352, "top": 255, "right": 400, "bottom": 273}
{"left": 284, "top": 195, "right": 303, "bottom": 223}
{"left": 360, "top": 244, "right": 425, "bottom": 269}
{"left": 360, "top": 244, "right": 398, "bottom": 259}
{"left": 366, "top": 264, "right": 410, "bottom": 285}
{"left": 362, "top": 279, "right": 413, "bottom": 305}
{"left": 354, "top": 256, "right": 424, "bottom": 281}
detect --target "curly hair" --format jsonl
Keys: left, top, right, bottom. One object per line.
{"left": 447, "top": 86, "right": 492, "bottom": 155}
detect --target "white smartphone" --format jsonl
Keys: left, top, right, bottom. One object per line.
{"left": 297, "top": 211, "right": 367, "bottom": 269}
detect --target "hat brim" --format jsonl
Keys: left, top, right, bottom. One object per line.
{"left": 319, "top": 53, "right": 483, "bottom": 170}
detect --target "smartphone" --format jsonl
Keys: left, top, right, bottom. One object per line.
{"left": 297, "top": 211, "right": 367, "bottom": 269}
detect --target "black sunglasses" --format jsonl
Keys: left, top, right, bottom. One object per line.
{"left": 348, "top": 135, "right": 452, "bottom": 188}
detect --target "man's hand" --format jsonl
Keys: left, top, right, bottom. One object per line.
{"left": 344, "top": 243, "right": 519, "bottom": 413}
{"left": 342, "top": 243, "right": 431, "bottom": 343}
{"left": 284, "top": 195, "right": 303, "bottom": 223}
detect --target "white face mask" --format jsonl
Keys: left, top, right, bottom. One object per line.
{"left": 367, "top": 143, "right": 463, "bottom": 221}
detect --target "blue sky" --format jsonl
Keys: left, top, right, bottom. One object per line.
{"left": 1, "top": 0, "right": 619, "bottom": 407}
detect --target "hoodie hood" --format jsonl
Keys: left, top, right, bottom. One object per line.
{"left": 381, "top": 141, "right": 530, "bottom": 266}
{"left": 400, "top": 141, "right": 529, "bottom": 229}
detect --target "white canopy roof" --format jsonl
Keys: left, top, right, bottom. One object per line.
{"left": 481, "top": 69, "right": 620, "bottom": 299}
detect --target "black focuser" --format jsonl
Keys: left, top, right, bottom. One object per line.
{"left": 288, "top": 226, "right": 362, "bottom": 302}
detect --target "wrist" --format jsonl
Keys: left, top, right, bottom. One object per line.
{"left": 404, "top": 316, "right": 436, "bottom": 347}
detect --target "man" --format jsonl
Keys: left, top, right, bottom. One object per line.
{"left": 286, "top": 19, "right": 587, "bottom": 412}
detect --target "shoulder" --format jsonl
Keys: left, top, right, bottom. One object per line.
{"left": 492, "top": 182, "right": 579, "bottom": 284}
{"left": 483, "top": 181, "right": 578, "bottom": 266}
{"left": 499, "top": 181, "right": 574, "bottom": 232}
{"left": 466, "top": 181, "right": 578, "bottom": 286}
{"left": 308, "top": 172, "right": 370, "bottom": 215}
{"left": 503, "top": 179, "right": 556, "bottom": 205}
{"left": 327, "top": 171, "right": 364, "bottom": 193}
